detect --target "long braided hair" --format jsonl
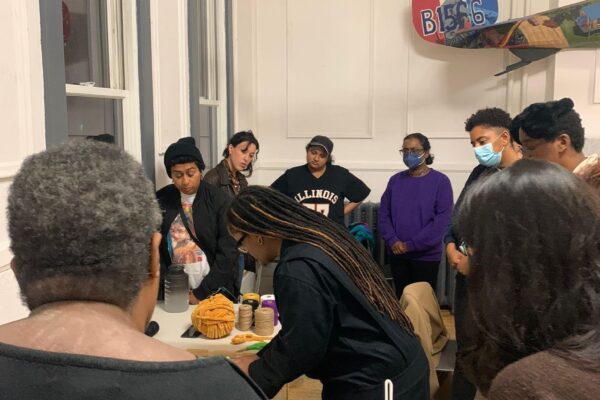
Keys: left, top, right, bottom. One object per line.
{"left": 227, "top": 186, "right": 413, "bottom": 332}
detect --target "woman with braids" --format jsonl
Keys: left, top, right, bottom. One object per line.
{"left": 455, "top": 159, "right": 600, "bottom": 399}
{"left": 228, "top": 186, "right": 429, "bottom": 400}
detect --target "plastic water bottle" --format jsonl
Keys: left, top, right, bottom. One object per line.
{"left": 164, "top": 264, "right": 189, "bottom": 313}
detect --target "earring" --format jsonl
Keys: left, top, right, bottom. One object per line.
{"left": 257, "top": 236, "right": 264, "bottom": 246}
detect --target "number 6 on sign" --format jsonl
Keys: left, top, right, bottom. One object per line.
{"left": 303, "top": 203, "right": 330, "bottom": 217}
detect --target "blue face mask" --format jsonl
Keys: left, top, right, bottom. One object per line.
{"left": 474, "top": 136, "right": 504, "bottom": 167}
{"left": 403, "top": 152, "right": 425, "bottom": 169}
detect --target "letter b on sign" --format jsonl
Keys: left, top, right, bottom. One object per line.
{"left": 420, "top": 9, "right": 437, "bottom": 36}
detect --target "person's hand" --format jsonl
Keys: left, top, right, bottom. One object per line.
{"left": 446, "top": 243, "right": 463, "bottom": 268}
{"left": 188, "top": 291, "right": 200, "bottom": 305}
{"left": 391, "top": 241, "right": 406, "bottom": 255}
{"left": 231, "top": 354, "right": 259, "bottom": 375}
{"left": 456, "top": 255, "right": 470, "bottom": 276}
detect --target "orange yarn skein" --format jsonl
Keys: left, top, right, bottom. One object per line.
{"left": 191, "top": 293, "right": 235, "bottom": 339}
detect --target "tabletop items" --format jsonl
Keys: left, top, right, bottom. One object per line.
{"left": 188, "top": 293, "right": 278, "bottom": 343}
{"left": 191, "top": 294, "right": 235, "bottom": 339}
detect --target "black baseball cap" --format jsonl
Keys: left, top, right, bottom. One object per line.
{"left": 307, "top": 135, "right": 333, "bottom": 156}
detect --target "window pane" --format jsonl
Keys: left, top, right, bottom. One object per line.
{"left": 193, "top": 104, "right": 216, "bottom": 166}
{"left": 67, "top": 96, "right": 123, "bottom": 146}
{"left": 190, "top": 0, "right": 219, "bottom": 100}
{"left": 63, "top": 0, "right": 124, "bottom": 88}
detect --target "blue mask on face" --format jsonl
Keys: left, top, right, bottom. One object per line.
{"left": 403, "top": 152, "right": 424, "bottom": 169}
{"left": 474, "top": 136, "right": 504, "bottom": 167}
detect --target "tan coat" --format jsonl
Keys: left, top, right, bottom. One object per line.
{"left": 574, "top": 154, "right": 600, "bottom": 196}
{"left": 400, "top": 282, "right": 449, "bottom": 397}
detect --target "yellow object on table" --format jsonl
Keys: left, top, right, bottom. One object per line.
{"left": 230, "top": 333, "right": 273, "bottom": 345}
{"left": 191, "top": 294, "right": 235, "bottom": 339}
{"left": 242, "top": 292, "right": 261, "bottom": 303}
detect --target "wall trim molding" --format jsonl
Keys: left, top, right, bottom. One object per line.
{"left": 149, "top": 0, "right": 190, "bottom": 153}
{"left": 594, "top": 49, "right": 600, "bottom": 104}
{"left": 0, "top": 240, "right": 12, "bottom": 271}
{"left": 0, "top": 163, "right": 20, "bottom": 180}
{"left": 177, "top": 0, "right": 190, "bottom": 143}
{"left": 253, "top": 160, "right": 476, "bottom": 173}
{"left": 149, "top": 0, "right": 163, "bottom": 154}
{"left": 3, "top": 1, "right": 38, "bottom": 181}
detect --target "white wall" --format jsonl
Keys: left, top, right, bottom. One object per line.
{"left": 234, "top": 0, "right": 560, "bottom": 201}
{"left": 553, "top": 49, "right": 600, "bottom": 143}
{"left": 150, "top": 0, "right": 190, "bottom": 189}
{"left": 0, "top": 0, "right": 46, "bottom": 324}
{"left": 551, "top": 0, "right": 600, "bottom": 153}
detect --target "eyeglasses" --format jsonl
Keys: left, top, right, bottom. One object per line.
{"left": 399, "top": 148, "right": 425, "bottom": 156}
{"left": 236, "top": 233, "right": 248, "bottom": 254}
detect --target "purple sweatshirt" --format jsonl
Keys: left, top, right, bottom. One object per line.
{"left": 378, "top": 169, "right": 453, "bottom": 261}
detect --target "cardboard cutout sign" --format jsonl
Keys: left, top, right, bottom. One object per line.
{"left": 412, "top": 0, "right": 600, "bottom": 74}
{"left": 412, "top": 0, "right": 499, "bottom": 44}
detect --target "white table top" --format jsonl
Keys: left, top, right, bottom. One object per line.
{"left": 152, "top": 302, "right": 281, "bottom": 357}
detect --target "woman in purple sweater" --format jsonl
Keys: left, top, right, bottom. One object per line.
{"left": 379, "top": 133, "right": 454, "bottom": 297}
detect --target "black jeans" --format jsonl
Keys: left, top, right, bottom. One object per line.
{"left": 451, "top": 274, "right": 477, "bottom": 400}
{"left": 390, "top": 255, "right": 440, "bottom": 298}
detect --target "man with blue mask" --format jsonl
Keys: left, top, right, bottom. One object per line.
{"left": 444, "top": 108, "right": 521, "bottom": 400}
{"left": 473, "top": 133, "right": 504, "bottom": 167}
{"left": 470, "top": 120, "right": 519, "bottom": 169}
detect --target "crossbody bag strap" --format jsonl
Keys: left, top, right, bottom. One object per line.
{"left": 178, "top": 207, "right": 202, "bottom": 248}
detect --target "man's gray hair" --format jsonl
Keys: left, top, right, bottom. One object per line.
{"left": 8, "top": 140, "right": 161, "bottom": 309}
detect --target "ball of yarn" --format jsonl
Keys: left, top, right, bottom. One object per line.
{"left": 191, "top": 294, "right": 235, "bottom": 339}
{"left": 242, "top": 292, "right": 261, "bottom": 303}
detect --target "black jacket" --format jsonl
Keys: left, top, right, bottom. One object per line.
{"left": 444, "top": 164, "right": 496, "bottom": 246}
{"left": 203, "top": 160, "right": 248, "bottom": 198}
{"left": 156, "top": 181, "right": 239, "bottom": 300}
{"left": 248, "top": 241, "right": 429, "bottom": 400}
{"left": 203, "top": 160, "right": 256, "bottom": 273}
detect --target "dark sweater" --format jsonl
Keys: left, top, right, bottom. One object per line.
{"left": 248, "top": 241, "right": 429, "bottom": 400}
{"left": 444, "top": 164, "right": 496, "bottom": 246}
{"left": 489, "top": 351, "right": 600, "bottom": 400}
{"left": 0, "top": 341, "right": 266, "bottom": 400}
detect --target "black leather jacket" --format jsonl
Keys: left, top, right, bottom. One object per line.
{"left": 203, "top": 160, "right": 249, "bottom": 198}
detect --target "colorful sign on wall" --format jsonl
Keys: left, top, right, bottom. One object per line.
{"left": 412, "top": 0, "right": 499, "bottom": 44}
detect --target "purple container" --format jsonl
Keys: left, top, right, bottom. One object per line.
{"left": 261, "top": 298, "right": 278, "bottom": 326}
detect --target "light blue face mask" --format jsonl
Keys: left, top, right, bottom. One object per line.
{"left": 474, "top": 135, "right": 504, "bottom": 167}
